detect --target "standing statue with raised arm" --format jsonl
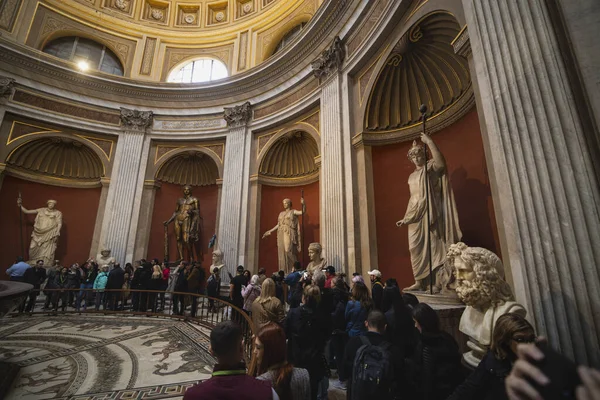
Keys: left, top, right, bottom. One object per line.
{"left": 17, "top": 197, "right": 63, "bottom": 266}
{"left": 396, "top": 133, "right": 462, "bottom": 292}
{"left": 262, "top": 198, "right": 306, "bottom": 273}
{"left": 163, "top": 185, "right": 202, "bottom": 262}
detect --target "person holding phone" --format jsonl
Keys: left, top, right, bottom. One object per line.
{"left": 447, "top": 313, "right": 536, "bottom": 400}
{"left": 506, "top": 341, "right": 600, "bottom": 400}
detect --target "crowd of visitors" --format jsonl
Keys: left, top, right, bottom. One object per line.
{"left": 6, "top": 256, "right": 600, "bottom": 400}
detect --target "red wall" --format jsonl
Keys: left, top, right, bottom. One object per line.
{"left": 372, "top": 109, "right": 500, "bottom": 287}
{"left": 0, "top": 175, "right": 101, "bottom": 271}
{"left": 259, "top": 181, "right": 320, "bottom": 276}
{"left": 147, "top": 182, "right": 219, "bottom": 272}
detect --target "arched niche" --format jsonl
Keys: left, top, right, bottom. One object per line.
{"left": 154, "top": 146, "right": 224, "bottom": 182}
{"left": 357, "top": 11, "right": 474, "bottom": 144}
{"left": 5, "top": 135, "right": 107, "bottom": 188}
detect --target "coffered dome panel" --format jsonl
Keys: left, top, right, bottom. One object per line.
{"left": 259, "top": 131, "right": 318, "bottom": 178}
{"left": 7, "top": 137, "right": 104, "bottom": 181}
{"left": 365, "top": 12, "right": 470, "bottom": 132}
{"left": 156, "top": 151, "right": 219, "bottom": 186}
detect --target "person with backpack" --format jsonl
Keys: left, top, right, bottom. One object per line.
{"left": 342, "top": 310, "right": 403, "bottom": 400}
{"left": 345, "top": 282, "right": 373, "bottom": 337}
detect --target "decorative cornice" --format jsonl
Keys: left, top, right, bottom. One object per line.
{"left": 0, "top": 76, "right": 15, "bottom": 98}
{"left": 452, "top": 26, "right": 471, "bottom": 58}
{"left": 224, "top": 101, "right": 252, "bottom": 128}
{"left": 120, "top": 108, "right": 154, "bottom": 131}
{"left": 311, "top": 36, "right": 345, "bottom": 80}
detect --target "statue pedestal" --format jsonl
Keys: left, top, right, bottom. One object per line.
{"left": 414, "top": 291, "right": 463, "bottom": 306}
{"left": 428, "top": 303, "right": 469, "bottom": 355}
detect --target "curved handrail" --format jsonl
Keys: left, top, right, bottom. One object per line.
{"left": 7, "top": 287, "right": 256, "bottom": 363}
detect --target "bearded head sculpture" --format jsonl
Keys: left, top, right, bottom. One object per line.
{"left": 447, "top": 242, "right": 514, "bottom": 311}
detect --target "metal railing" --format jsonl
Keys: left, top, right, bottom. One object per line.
{"left": 8, "top": 287, "right": 255, "bottom": 362}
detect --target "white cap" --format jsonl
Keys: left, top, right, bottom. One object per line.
{"left": 367, "top": 269, "right": 382, "bottom": 278}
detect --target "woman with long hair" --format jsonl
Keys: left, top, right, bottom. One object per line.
{"left": 411, "top": 303, "right": 462, "bottom": 400}
{"left": 384, "top": 284, "right": 417, "bottom": 357}
{"left": 253, "top": 323, "right": 310, "bottom": 400}
{"left": 345, "top": 281, "right": 373, "bottom": 337}
{"left": 447, "top": 312, "right": 536, "bottom": 400}
{"left": 285, "top": 285, "right": 328, "bottom": 399}
{"left": 252, "top": 278, "right": 285, "bottom": 330}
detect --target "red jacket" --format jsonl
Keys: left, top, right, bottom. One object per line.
{"left": 184, "top": 363, "right": 273, "bottom": 400}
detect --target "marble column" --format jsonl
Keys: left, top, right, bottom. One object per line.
{"left": 463, "top": 0, "right": 600, "bottom": 366}
{"left": 354, "top": 142, "right": 378, "bottom": 276}
{"left": 133, "top": 180, "right": 161, "bottom": 261}
{"left": 98, "top": 108, "right": 153, "bottom": 265}
{"left": 217, "top": 102, "right": 252, "bottom": 278}
{"left": 312, "top": 37, "right": 356, "bottom": 272}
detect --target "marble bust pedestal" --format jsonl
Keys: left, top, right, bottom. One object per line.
{"left": 460, "top": 301, "right": 526, "bottom": 367}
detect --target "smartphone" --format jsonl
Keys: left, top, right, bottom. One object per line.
{"left": 530, "top": 342, "right": 581, "bottom": 400}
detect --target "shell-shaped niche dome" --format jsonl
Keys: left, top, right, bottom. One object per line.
{"left": 365, "top": 12, "right": 470, "bottom": 131}
{"left": 7, "top": 137, "right": 103, "bottom": 180}
{"left": 157, "top": 151, "right": 219, "bottom": 186}
{"left": 260, "top": 131, "right": 318, "bottom": 178}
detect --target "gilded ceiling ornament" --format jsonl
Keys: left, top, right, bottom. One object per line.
{"left": 243, "top": 3, "right": 253, "bottom": 13}
{"left": 0, "top": 76, "right": 15, "bottom": 97}
{"left": 215, "top": 11, "right": 225, "bottom": 22}
{"left": 311, "top": 36, "right": 345, "bottom": 80}
{"left": 120, "top": 108, "right": 154, "bottom": 131}
{"left": 115, "top": 0, "right": 128, "bottom": 11}
{"left": 151, "top": 8, "right": 164, "bottom": 20}
{"left": 223, "top": 101, "right": 252, "bottom": 127}
{"left": 184, "top": 14, "right": 195, "bottom": 24}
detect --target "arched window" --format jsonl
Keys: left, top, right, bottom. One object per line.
{"left": 42, "top": 36, "right": 124, "bottom": 76}
{"left": 167, "top": 58, "right": 229, "bottom": 83}
{"left": 272, "top": 23, "right": 306, "bottom": 56}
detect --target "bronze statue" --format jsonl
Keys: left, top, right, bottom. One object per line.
{"left": 164, "top": 185, "right": 202, "bottom": 261}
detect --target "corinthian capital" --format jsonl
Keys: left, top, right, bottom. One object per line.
{"left": 0, "top": 76, "right": 15, "bottom": 98}
{"left": 224, "top": 101, "right": 252, "bottom": 128}
{"left": 311, "top": 36, "right": 345, "bottom": 80}
{"left": 120, "top": 108, "right": 153, "bottom": 131}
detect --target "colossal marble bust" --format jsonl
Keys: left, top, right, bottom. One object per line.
{"left": 18, "top": 198, "right": 62, "bottom": 266}
{"left": 262, "top": 198, "right": 306, "bottom": 273}
{"left": 396, "top": 133, "right": 462, "bottom": 291}
{"left": 448, "top": 242, "right": 526, "bottom": 366}
{"left": 96, "top": 248, "right": 116, "bottom": 268}
{"left": 164, "top": 185, "right": 201, "bottom": 261}
{"left": 210, "top": 249, "right": 225, "bottom": 273}
{"left": 306, "top": 243, "right": 326, "bottom": 276}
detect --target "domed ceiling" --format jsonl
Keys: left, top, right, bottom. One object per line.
{"left": 32, "top": 0, "right": 322, "bottom": 81}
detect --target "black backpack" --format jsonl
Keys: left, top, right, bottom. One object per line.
{"left": 351, "top": 336, "right": 394, "bottom": 400}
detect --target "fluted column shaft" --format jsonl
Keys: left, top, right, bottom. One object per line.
{"left": 320, "top": 73, "right": 349, "bottom": 271}
{"left": 464, "top": 0, "right": 600, "bottom": 366}
{"left": 99, "top": 108, "right": 153, "bottom": 265}
{"left": 217, "top": 126, "right": 251, "bottom": 278}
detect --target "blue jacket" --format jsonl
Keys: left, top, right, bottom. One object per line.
{"left": 345, "top": 300, "right": 368, "bottom": 337}
{"left": 94, "top": 272, "right": 109, "bottom": 290}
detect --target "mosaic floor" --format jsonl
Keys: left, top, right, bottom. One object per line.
{"left": 0, "top": 315, "right": 215, "bottom": 399}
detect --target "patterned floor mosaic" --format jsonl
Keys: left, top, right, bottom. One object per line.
{"left": 0, "top": 315, "right": 215, "bottom": 399}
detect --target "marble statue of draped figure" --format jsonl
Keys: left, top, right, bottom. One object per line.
{"left": 396, "top": 133, "right": 462, "bottom": 291}
{"left": 262, "top": 198, "right": 306, "bottom": 273}
{"left": 18, "top": 198, "right": 63, "bottom": 266}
